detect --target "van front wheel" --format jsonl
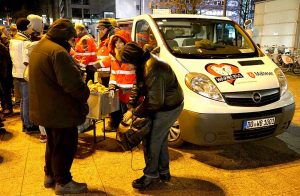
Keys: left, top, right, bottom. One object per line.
{"left": 168, "top": 120, "right": 184, "bottom": 147}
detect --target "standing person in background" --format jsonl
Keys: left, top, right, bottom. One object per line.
{"left": 27, "top": 14, "right": 48, "bottom": 143}
{"left": 73, "top": 23, "right": 98, "bottom": 83}
{"left": 10, "top": 25, "right": 18, "bottom": 38}
{"left": 27, "top": 14, "right": 44, "bottom": 41}
{"left": 29, "top": 18, "right": 89, "bottom": 195}
{"left": 121, "top": 42, "right": 184, "bottom": 189}
{"left": 0, "top": 32, "right": 13, "bottom": 117}
{"left": 100, "top": 30, "right": 133, "bottom": 131}
{"left": 9, "top": 25, "right": 21, "bottom": 106}
{"left": 96, "top": 18, "right": 115, "bottom": 86}
{"left": 9, "top": 18, "right": 39, "bottom": 132}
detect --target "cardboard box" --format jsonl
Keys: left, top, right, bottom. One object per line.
{"left": 87, "top": 90, "right": 120, "bottom": 120}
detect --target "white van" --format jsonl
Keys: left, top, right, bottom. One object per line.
{"left": 118, "top": 14, "right": 295, "bottom": 146}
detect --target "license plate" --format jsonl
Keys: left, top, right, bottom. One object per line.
{"left": 243, "top": 117, "right": 275, "bottom": 130}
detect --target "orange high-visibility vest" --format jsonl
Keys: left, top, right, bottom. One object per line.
{"left": 102, "top": 55, "right": 136, "bottom": 103}
{"left": 73, "top": 34, "right": 98, "bottom": 68}
{"left": 97, "top": 37, "right": 111, "bottom": 74}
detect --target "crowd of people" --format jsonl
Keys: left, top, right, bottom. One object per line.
{"left": 0, "top": 15, "right": 184, "bottom": 195}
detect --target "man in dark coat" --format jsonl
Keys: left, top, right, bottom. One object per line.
{"left": 29, "top": 18, "right": 89, "bottom": 195}
{"left": 0, "top": 41, "right": 13, "bottom": 116}
{"left": 121, "top": 42, "right": 184, "bottom": 189}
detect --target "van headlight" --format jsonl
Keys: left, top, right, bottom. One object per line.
{"left": 275, "top": 68, "right": 288, "bottom": 96}
{"left": 185, "top": 72, "right": 224, "bottom": 102}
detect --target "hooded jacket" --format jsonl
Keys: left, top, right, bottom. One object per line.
{"left": 122, "top": 43, "right": 184, "bottom": 117}
{"left": 101, "top": 30, "right": 134, "bottom": 103}
{"left": 28, "top": 19, "right": 90, "bottom": 128}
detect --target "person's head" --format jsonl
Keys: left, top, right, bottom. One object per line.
{"left": 74, "top": 23, "right": 87, "bottom": 38}
{"left": 27, "top": 14, "right": 43, "bottom": 34}
{"left": 16, "top": 18, "right": 30, "bottom": 32}
{"left": 47, "top": 18, "right": 77, "bottom": 51}
{"left": 121, "top": 42, "right": 149, "bottom": 69}
{"left": 10, "top": 25, "right": 18, "bottom": 37}
{"left": 97, "top": 18, "right": 113, "bottom": 40}
{"left": 109, "top": 30, "right": 131, "bottom": 53}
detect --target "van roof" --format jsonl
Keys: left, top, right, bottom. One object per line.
{"left": 149, "top": 14, "right": 231, "bottom": 21}
{"left": 117, "top": 14, "right": 232, "bottom": 23}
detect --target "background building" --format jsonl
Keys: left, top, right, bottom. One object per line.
{"left": 253, "top": 0, "right": 300, "bottom": 52}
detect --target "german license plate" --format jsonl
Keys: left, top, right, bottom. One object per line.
{"left": 243, "top": 117, "right": 275, "bottom": 130}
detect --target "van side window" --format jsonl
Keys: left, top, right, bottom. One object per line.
{"left": 135, "top": 20, "right": 157, "bottom": 52}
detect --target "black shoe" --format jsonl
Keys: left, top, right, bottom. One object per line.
{"left": 24, "top": 125, "right": 39, "bottom": 133}
{"left": 132, "top": 175, "right": 159, "bottom": 189}
{"left": 0, "top": 128, "right": 6, "bottom": 134}
{"left": 0, "top": 122, "right": 4, "bottom": 128}
{"left": 160, "top": 173, "right": 171, "bottom": 182}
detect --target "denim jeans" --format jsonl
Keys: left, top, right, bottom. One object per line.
{"left": 143, "top": 102, "right": 184, "bottom": 178}
{"left": 15, "top": 78, "right": 34, "bottom": 128}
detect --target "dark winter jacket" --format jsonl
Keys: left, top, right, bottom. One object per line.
{"left": 128, "top": 53, "right": 184, "bottom": 118}
{"left": 28, "top": 19, "right": 90, "bottom": 128}
{"left": 0, "top": 42, "right": 12, "bottom": 81}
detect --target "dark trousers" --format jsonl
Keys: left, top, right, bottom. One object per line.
{"left": 44, "top": 127, "right": 78, "bottom": 185}
{"left": 110, "top": 102, "right": 127, "bottom": 128}
{"left": 0, "top": 77, "right": 12, "bottom": 110}
{"left": 143, "top": 103, "right": 183, "bottom": 178}
{"left": 85, "top": 68, "right": 95, "bottom": 83}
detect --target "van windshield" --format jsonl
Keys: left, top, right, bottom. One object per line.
{"left": 154, "top": 18, "right": 260, "bottom": 59}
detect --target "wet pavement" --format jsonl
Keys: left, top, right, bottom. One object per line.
{"left": 0, "top": 73, "right": 300, "bottom": 195}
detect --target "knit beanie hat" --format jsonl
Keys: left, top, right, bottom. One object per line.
{"left": 121, "top": 42, "right": 146, "bottom": 65}
{"left": 16, "top": 18, "right": 30, "bottom": 31}
{"left": 27, "top": 14, "right": 43, "bottom": 33}
{"left": 98, "top": 18, "right": 112, "bottom": 28}
{"left": 47, "top": 18, "right": 77, "bottom": 41}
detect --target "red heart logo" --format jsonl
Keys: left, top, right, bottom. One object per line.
{"left": 205, "top": 63, "right": 243, "bottom": 85}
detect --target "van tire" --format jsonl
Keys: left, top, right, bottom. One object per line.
{"left": 168, "top": 120, "right": 184, "bottom": 147}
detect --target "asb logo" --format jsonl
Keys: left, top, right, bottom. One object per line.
{"left": 205, "top": 63, "right": 243, "bottom": 85}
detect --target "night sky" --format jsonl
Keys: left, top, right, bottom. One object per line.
{"left": 0, "top": 0, "right": 44, "bottom": 19}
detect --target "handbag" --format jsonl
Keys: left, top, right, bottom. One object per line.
{"left": 23, "top": 65, "right": 29, "bottom": 81}
{"left": 117, "top": 117, "right": 152, "bottom": 151}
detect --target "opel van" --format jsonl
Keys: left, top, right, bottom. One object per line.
{"left": 118, "top": 14, "right": 295, "bottom": 146}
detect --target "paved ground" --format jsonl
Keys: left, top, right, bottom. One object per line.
{"left": 0, "top": 73, "right": 300, "bottom": 196}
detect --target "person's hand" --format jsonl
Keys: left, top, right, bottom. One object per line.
{"left": 123, "top": 110, "right": 133, "bottom": 122}
{"left": 109, "top": 89, "right": 115, "bottom": 98}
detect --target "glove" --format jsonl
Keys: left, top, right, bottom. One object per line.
{"left": 123, "top": 110, "right": 133, "bottom": 122}
{"left": 109, "top": 89, "right": 115, "bottom": 98}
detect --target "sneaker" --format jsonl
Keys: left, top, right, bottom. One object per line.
{"left": 39, "top": 134, "right": 47, "bottom": 143}
{"left": 44, "top": 175, "right": 55, "bottom": 188}
{"left": 2, "top": 109, "right": 13, "bottom": 117}
{"left": 104, "top": 125, "right": 117, "bottom": 132}
{"left": 132, "top": 175, "right": 159, "bottom": 189}
{"left": 55, "top": 180, "right": 87, "bottom": 195}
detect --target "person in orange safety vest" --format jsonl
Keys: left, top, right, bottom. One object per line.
{"left": 96, "top": 18, "right": 116, "bottom": 86}
{"left": 73, "top": 23, "right": 98, "bottom": 83}
{"left": 100, "top": 29, "right": 134, "bottom": 131}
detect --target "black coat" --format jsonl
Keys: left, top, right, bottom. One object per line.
{"left": 0, "top": 42, "right": 13, "bottom": 81}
